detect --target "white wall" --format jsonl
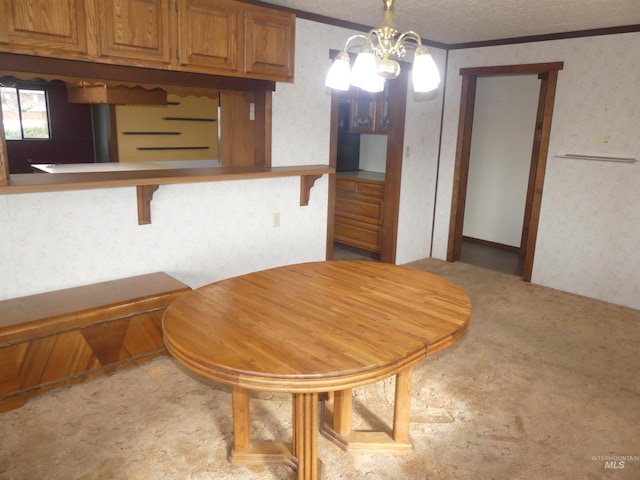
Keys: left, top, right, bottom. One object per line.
{"left": 2, "top": 20, "right": 639, "bottom": 311}
{"left": 463, "top": 75, "right": 540, "bottom": 247}
{"left": 432, "top": 32, "right": 640, "bottom": 310}
{"left": 359, "top": 134, "right": 387, "bottom": 173}
{"left": 0, "top": 177, "right": 328, "bottom": 299}
{"left": 0, "top": 18, "right": 347, "bottom": 300}
{"left": 395, "top": 47, "right": 448, "bottom": 264}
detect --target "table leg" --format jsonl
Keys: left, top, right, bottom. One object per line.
{"left": 228, "top": 386, "right": 296, "bottom": 470}
{"left": 392, "top": 366, "right": 413, "bottom": 443}
{"left": 292, "top": 392, "right": 320, "bottom": 480}
{"left": 332, "top": 388, "right": 352, "bottom": 435}
{"left": 232, "top": 386, "right": 251, "bottom": 452}
{"left": 320, "top": 366, "right": 415, "bottom": 453}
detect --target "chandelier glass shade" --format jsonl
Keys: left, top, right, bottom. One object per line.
{"left": 325, "top": 0, "right": 440, "bottom": 94}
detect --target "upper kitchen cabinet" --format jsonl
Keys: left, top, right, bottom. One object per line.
{"left": 96, "top": 0, "right": 171, "bottom": 65}
{"left": 176, "top": 0, "right": 241, "bottom": 74}
{"left": 0, "top": 0, "right": 294, "bottom": 82}
{"left": 177, "top": 0, "right": 294, "bottom": 82}
{"left": 0, "top": 0, "right": 96, "bottom": 57}
{"left": 243, "top": 6, "right": 294, "bottom": 81}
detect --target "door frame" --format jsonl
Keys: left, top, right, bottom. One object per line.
{"left": 446, "top": 62, "right": 563, "bottom": 281}
{"left": 327, "top": 66, "right": 408, "bottom": 263}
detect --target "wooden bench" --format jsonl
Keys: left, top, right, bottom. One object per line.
{"left": 0, "top": 272, "right": 191, "bottom": 412}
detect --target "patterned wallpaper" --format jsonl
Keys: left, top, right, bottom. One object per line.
{"left": 433, "top": 33, "right": 640, "bottom": 310}
{"left": 0, "top": 177, "right": 328, "bottom": 300}
{"left": 2, "top": 20, "right": 638, "bottom": 311}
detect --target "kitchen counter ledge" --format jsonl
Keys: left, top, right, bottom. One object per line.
{"left": 0, "top": 165, "right": 333, "bottom": 224}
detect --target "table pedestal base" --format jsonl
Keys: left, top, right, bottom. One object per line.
{"left": 320, "top": 367, "right": 415, "bottom": 454}
{"left": 228, "top": 387, "right": 323, "bottom": 480}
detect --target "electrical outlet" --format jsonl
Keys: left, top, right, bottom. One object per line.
{"left": 273, "top": 212, "right": 280, "bottom": 228}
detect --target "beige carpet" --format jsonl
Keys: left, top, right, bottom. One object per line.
{"left": 1, "top": 259, "right": 639, "bottom": 479}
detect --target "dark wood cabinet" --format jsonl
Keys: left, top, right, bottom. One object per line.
{"left": 177, "top": 0, "right": 241, "bottom": 73}
{"left": 0, "top": 0, "right": 295, "bottom": 83}
{"left": 98, "top": 0, "right": 171, "bottom": 65}
{"left": 243, "top": 6, "right": 295, "bottom": 81}
{"left": 334, "top": 175, "right": 385, "bottom": 253}
{"left": 0, "top": 0, "right": 94, "bottom": 56}
{"left": 349, "top": 85, "right": 389, "bottom": 134}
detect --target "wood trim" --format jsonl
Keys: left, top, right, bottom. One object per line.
{"left": 326, "top": 90, "right": 340, "bottom": 260}
{"left": 136, "top": 184, "right": 159, "bottom": 225}
{"left": 0, "top": 53, "right": 275, "bottom": 92}
{"left": 263, "top": 90, "right": 272, "bottom": 167}
{"left": 522, "top": 70, "right": 559, "bottom": 282}
{"left": 0, "top": 165, "right": 333, "bottom": 195}
{"left": 447, "top": 74, "right": 477, "bottom": 262}
{"left": 0, "top": 104, "right": 7, "bottom": 186}
{"left": 448, "top": 24, "right": 640, "bottom": 50}
{"left": 255, "top": 90, "right": 267, "bottom": 167}
{"left": 244, "top": 0, "right": 637, "bottom": 51}
{"left": 447, "top": 63, "right": 561, "bottom": 282}
{"left": 300, "top": 174, "right": 322, "bottom": 206}
{"left": 380, "top": 67, "right": 409, "bottom": 264}
{"left": 460, "top": 62, "right": 564, "bottom": 76}
{"left": 462, "top": 236, "right": 520, "bottom": 254}
{"left": 520, "top": 74, "right": 548, "bottom": 264}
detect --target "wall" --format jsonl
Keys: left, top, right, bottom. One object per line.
{"left": 116, "top": 93, "right": 219, "bottom": 163}
{"left": 359, "top": 134, "right": 387, "bottom": 173}
{"left": 3, "top": 20, "right": 638, "bottom": 311}
{"left": 463, "top": 75, "right": 540, "bottom": 247}
{"left": 394, "top": 47, "right": 447, "bottom": 264}
{"left": 0, "top": 177, "right": 327, "bottom": 299}
{"left": 0, "top": 18, "right": 346, "bottom": 300}
{"left": 432, "top": 32, "right": 640, "bottom": 310}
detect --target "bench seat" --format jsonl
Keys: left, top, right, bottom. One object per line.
{"left": 0, "top": 272, "right": 191, "bottom": 412}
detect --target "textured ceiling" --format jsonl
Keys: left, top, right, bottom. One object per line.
{"left": 258, "top": 0, "right": 640, "bottom": 45}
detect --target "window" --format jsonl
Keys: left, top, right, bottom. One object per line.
{"left": 1, "top": 86, "right": 51, "bottom": 140}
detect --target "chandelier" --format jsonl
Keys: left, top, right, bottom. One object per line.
{"left": 325, "top": 0, "right": 440, "bottom": 93}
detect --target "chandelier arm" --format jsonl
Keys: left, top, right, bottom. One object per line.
{"left": 343, "top": 34, "right": 373, "bottom": 52}
{"left": 395, "top": 30, "right": 423, "bottom": 50}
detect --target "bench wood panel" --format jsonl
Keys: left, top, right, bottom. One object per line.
{"left": 0, "top": 272, "right": 190, "bottom": 412}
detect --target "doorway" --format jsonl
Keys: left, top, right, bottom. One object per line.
{"left": 326, "top": 66, "right": 409, "bottom": 264}
{"left": 447, "top": 62, "right": 564, "bottom": 281}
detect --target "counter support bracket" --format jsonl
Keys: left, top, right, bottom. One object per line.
{"left": 137, "top": 184, "right": 159, "bottom": 225}
{"left": 300, "top": 174, "right": 322, "bottom": 206}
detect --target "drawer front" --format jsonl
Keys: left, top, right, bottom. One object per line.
{"left": 334, "top": 216, "right": 382, "bottom": 253}
{"left": 335, "top": 196, "right": 383, "bottom": 224}
{"left": 356, "top": 181, "right": 384, "bottom": 196}
{"left": 336, "top": 177, "right": 384, "bottom": 197}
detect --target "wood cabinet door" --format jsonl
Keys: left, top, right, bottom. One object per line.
{"left": 177, "top": 0, "right": 240, "bottom": 73}
{"left": 0, "top": 0, "right": 93, "bottom": 56}
{"left": 97, "top": 0, "right": 171, "bottom": 65}
{"left": 349, "top": 86, "right": 389, "bottom": 134}
{"left": 243, "top": 7, "right": 294, "bottom": 81}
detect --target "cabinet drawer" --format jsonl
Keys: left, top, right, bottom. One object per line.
{"left": 334, "top": 216, "right": 382, "bottom": 253}
{"left": 336, "top": 177, "right": 384, "bottom": 197}
{"left": 335, "top": 196, "right": 383, "bottom": 224}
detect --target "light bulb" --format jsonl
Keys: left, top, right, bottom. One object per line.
{"left": 325, "top": 51, "right": 351, "bottom": 91}
{"left": 412, "top": 46, "right": 440, "bottom": 93}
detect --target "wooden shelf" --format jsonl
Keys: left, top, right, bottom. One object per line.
{"left": 1, "top": 165, "right": 333, "bottom": 225}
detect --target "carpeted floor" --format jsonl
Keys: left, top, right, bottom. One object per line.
{"left": 1, "top": 259, "right": 639, "bottom": 479}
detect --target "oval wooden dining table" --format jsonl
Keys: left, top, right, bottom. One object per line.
{"left": 162, "top": 261, "right": 472, "bottom": 479}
